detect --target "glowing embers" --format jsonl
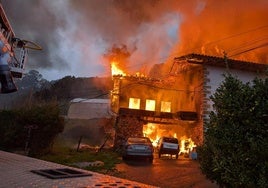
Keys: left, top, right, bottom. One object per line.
{"left": 161, "top": 101, "right": 171, "bottom": 112}
{"left": 145, "top": 99, "right": 156, "bottom": 111}
{"left": 129, "top": 98, "right": 140, "bottom": 109}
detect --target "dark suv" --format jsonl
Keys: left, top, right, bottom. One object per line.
{"left": 157, "top": 137, "right": 180, "bottom": 159}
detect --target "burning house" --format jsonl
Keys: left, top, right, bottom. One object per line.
{"left": 110, "top": 53, "right": 267, "bottom": 153}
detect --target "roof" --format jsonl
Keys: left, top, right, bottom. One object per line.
{"left": 70, "top": 98, "right": 110, "bottom": 104}
{"left": 0, "top": 150, "right": 156, "bottom": 188}
{"left": 174, "top": 53, "right": 268, "bottom": 73}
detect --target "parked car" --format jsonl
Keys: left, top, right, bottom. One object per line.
{"left": 122, "top": 137, "right": 154, "bottom": 162}
{"left": 157, "top": 136, "right": 180, "bottom": 159}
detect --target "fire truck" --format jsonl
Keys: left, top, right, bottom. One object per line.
{"left": 0, "top": 3, "right": 41, "bottom": 93}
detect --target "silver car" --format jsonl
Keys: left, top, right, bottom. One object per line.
{"left": 122, "top": 137, "right": 154, "bottom": 162}
{"left": 157, "top": 136, "right": 180, "bottom": 159}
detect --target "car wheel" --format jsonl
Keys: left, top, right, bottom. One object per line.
{"left": 176, "top": 153, "right": 179, "bottom": 159}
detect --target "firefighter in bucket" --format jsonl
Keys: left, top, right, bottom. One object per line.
{"left": 0, "top": 37, "right": 42, "bottom": 93}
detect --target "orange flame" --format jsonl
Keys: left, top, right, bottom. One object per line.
{"left": 143, "top": 123, "right": 159, "bottom": 147}
{"left": 180, "top": 136, "right": 196, "bottom": 154}
{"left": 111, "top": 61, "right": 126, "bottom": 76}
{"left": 143, "top": 124, "right": 196, "bottom": 154}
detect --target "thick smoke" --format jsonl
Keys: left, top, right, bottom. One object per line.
{"left": 175, "top": 0, "right": 268, "bottom": 63}
{"left": 1, "top": 0, "right": 267, "bottom": 80}
{"left": 69, "top": 0, "right": 268, "bottom": 67}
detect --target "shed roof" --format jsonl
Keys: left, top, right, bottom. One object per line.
{"left": 70, "top": 98, "right": 110, "bottom": 104}
{"left": 68, "top": 98, "right": 111, "bottom": 119}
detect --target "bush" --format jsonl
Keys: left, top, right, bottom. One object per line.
{"left": 0, "top": 103, "right": 65, "bottom": 156}
{"left": 199, "top": 74, "right": 268, "bottom": 187}
{"left": 0, "top": 110, "right": 24, "bottom": 149}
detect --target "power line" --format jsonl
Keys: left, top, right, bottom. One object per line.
{"left": 227, "top": 36, "right": 268, "bottom": 53}
{"left": 229, "top": 42, "right": 268, "bottom": 57}
{"left": 197, "top": 25, "right": 268, "bottom": 48}
{"left": 124, "top": 24, "right": 268, "bottom": 71}
{"left": 84, "top": 26, "right": 268, "bottom": 102}
{"left": 100, "top": 25, "right": 268, "bottom": 82}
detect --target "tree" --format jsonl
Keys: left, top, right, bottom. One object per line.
{"left": 0, "top": 102, "right": 65, "bottom": 156}
{"left": 199, "top": 74, "right": 268, "bottom": 187}
{"left": 16, "top": 70, "right": 50, "bottom": 91}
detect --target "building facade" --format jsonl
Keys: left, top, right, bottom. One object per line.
{"left": 111, "top": 53, "right": 267, "bottom": 150}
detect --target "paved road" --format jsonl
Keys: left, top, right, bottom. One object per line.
{"left": 116, "top": 154, "right": 219, "bottom": 188}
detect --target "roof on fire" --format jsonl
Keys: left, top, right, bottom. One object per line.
{"left": 174, "top": 53, "right": 268, "bottom": 73}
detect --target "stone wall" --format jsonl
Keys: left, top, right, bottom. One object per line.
{"left": 190, "top": 121, "right": 203, "bottom": 146}
{"left": 113, "top": 116, "right": 143, "bottom": 150}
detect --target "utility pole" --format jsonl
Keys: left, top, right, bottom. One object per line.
{"left": 24, "top": 124, "right": 38, "bottom": 155}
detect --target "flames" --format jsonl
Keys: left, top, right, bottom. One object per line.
{"left": 110, "top": 60, "right": 147, "bottom": 78}
{"left": 179, "top": 136, "right": 196, "bottom": 154}
{"left": 143, "top": 123, "right": 159, "bottom": 147}
{"left": 106, "top": 44, "right": 131, "bottom": 77}
{"left": 111, "top": 61, "right": 126, "bottom": 76}
{"left": 143, "top": 123, "right": 196, "bottom": 154}
{"left": 109, "top": 47, "right": 197, "bottom": 156}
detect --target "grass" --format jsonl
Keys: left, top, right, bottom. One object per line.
{"left": 38, "top": 145, "right": 124, "bottom": 176}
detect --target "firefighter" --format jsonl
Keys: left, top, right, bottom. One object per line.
{"left": 0, "top": 39, "right": 17, "bottom": 93}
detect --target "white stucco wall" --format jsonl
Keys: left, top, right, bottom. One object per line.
{"left": 205, "top": 65, "right": 266, "bottom": 114}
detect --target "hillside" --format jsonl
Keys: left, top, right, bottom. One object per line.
{"left": 0, "top": 70, "right": 113, "bottom": 110}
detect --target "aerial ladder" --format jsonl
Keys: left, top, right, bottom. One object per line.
{"left": 0, "top": 3, "right": 41, "bottom": 93}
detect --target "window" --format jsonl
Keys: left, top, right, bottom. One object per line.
{"left": 161, "top": 101, "right": 171, "bottom": 112}
{"left": 129, "top": 98, "right": 140, "bottom": 109}
{"left": 145, "top": 99, "right": 156, "bottom": 111}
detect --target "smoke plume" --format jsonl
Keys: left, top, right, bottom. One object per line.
{"left": 1, "top": 0, "right": 267, "bottom": 80}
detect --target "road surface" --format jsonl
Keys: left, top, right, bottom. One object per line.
{"left": 116, "top": 154, "right": 218, "bottom": 188}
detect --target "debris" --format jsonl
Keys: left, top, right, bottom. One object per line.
{"left": 73, "top": 161, "right": 105, "bottom": 168}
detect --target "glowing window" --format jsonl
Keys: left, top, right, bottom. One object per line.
{"left": 161, "top": 101, "right": 171, "bottom": 112}
{"left": 145, "top": 99, "right": 156, "bottom": 111}
{"left": 129, "top": 98, "right": 140, "bottom": 109}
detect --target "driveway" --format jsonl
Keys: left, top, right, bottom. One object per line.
{"left": 116, "top": 154, "right": 218, "bottom": 188}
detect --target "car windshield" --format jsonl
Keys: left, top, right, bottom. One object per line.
{"left": 128, "top": 137, "right": 150, "bottom": 144}
{"left": 163, "top": 137, "right": 178, "bottom": 144}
